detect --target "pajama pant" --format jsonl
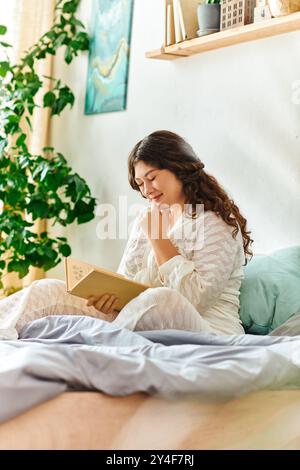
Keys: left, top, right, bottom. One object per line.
{"left": 0, "top": 278, "right": 216, "bottom": 340}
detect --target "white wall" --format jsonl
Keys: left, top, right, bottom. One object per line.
{"left": 48, "top": 0, "right": 300, "bottom": 279}
{"left": 0, "top": 1, "right": 19, "bottom": 61}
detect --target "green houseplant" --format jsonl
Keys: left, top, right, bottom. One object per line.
{"left": 0, "top": 0, "right": 96, "bottom": 292}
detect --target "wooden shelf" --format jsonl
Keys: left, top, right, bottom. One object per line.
{"left": 146, "top": 12, "right": 300, "bottom": 60}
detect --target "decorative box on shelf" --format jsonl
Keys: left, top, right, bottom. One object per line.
{"left": 220, "top": 0, "right": 256, "bottom": 30}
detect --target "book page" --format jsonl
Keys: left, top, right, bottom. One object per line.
{"left": 64, "top": 258, "right": 94, "bottom": 291}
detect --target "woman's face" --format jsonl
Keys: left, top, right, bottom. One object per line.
{"left": 134, "top": 161, "right": 186, "bottom": 208}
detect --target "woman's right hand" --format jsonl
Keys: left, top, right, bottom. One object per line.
{"left": 87, "top": 293, "right": 120, "bottom": 315}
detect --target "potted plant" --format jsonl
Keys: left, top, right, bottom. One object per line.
{"left": 197, "top": 0, "right": 221, "bottom": 36}
{"left": 0, "top": 0, "right": 96, "bottom": 294}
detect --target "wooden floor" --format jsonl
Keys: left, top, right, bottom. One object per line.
{"left": 0, "top": 390, "right": 300, "bottom": 449}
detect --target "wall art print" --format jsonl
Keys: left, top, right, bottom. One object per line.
{"left": 85, "top": 0, "right": 134, "bottom": 114}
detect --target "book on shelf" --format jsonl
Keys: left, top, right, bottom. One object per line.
{"left": 173, "top": 0, "right": 184, "bottom": 43}
{"left": 176, "top": 0, "right": 187, "bottom": 40}
{"left": 165, "top": 0, "right": 175, "bottom": 45}
{"left": 164, "top": 0, "right": 200, "bottom": 46}
{"left": 64, "top": 257, "right": 150, "bottom": 310}
{"left": 177, "top": 0, "right": 200, "bottom": 40}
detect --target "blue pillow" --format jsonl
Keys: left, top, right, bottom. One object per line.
{"left": 239, "top": 246, "right": 300, "bottom": 335}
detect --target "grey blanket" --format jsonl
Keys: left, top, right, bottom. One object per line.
{"left": 0, "top": 315, "right": 300, "bottom": 423}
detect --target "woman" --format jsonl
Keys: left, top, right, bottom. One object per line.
{"left": 0, "top": 130, "right": 252, "bottom": 339}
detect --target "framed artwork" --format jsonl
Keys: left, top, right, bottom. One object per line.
{"left": 85, "top": 0, "right": 134, "bottom": 115}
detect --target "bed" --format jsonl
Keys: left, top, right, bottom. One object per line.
{"left": 0, "top": 313, "right": 300, "bottom": 449}
{"left": 0, "top": 245, "right": 299, "bottom": 450}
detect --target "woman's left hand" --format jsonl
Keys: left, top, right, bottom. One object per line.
{"left": 87, "top": 293, "right": 120, "bottom": 315}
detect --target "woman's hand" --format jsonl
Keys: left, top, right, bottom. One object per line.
{"left": 139, "top": 204, "right": 170, "bottom": 240}
{"left": 139, "top": 203, "right": 181, "bottom": 266}
{"left": 87, "top": 293, "right": 120, "bottom": 315}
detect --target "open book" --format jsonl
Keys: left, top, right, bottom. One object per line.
{"left": 64, "top": 257, "right": 150, "bottom": 310}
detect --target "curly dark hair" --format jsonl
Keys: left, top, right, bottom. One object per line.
{"left": 128, "top": 130, "right": 253, "bottom": 263}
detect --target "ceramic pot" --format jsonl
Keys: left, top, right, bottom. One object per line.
{"left": 197, "top": 4, "right": 221, "bottom": 36}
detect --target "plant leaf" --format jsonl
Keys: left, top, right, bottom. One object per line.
{"left": 25, "top": 116, "right": 33, "bottom": 131}
{"left": 63, "top": 1, "right": 77, "bottom": 14}
{"left": 0, "top": 25, "right": 7, "bottom": 35}
{"left": 16, "top": 133, "right": 27, "bottom": 147}
{"left": 59, "top": 243, "right": 71, "bottom": 257}
{"left": 64, "top": 46, "right": 73, "bottom": 64}
{"left": 0, "top": 41, "right": 12, "bottom": 47}
{"left": 0, "top": 61, "right": 10, "bottom": 77}
{"left": 43, "top": 91, "right": 56, "bottom": 107}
